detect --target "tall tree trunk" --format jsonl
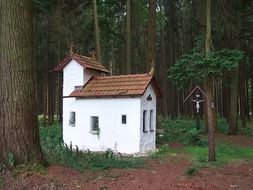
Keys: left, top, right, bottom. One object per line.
{"left": 165, "top": 0, "right": 177, "bottom": 117}
{"left": 93, "top": 0, "right": 101, "bottom": 62}
{"left": 159, "top": 0, "right": 168, "bottom": 116}
{"left": 147, "top": 0, "right": 156, "bottom": 71}
{"left": 0, "top": 0, "right": 43, "bottom": 164}
{"left": 126, "top": 0, "right": 131, "bottom": 74}
{"left": 228, "top": 74, "right": 239, "bottom": 134}
{"left": 239, "top": 62, "right": 246, "bottom": 128}
{"left": 204, "top": 0, "right": 216, "bottom": 162}
{"left": 43, "top": 16, "right": 49, "bottom": 126}
{"left": 228, "top": 0, "right": 242, "bottom": 134}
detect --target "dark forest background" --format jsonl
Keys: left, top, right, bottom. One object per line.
{"left": 34, "top": 0, "right": 253, "bottom": 130}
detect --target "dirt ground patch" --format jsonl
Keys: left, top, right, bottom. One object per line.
{"left": 1, "top": 159, "right": 253, "bottom": 190}
{"left": 1, "top": 135, "right": 253, "bottom": 190}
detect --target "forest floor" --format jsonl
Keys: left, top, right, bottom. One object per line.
{"left": 1, "top": 134, "right": 253, "bottom": 190}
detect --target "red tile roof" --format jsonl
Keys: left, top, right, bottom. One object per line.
{"left": 54, "top": 53, "right": 110, "bottom": 73}
{"left": 68, "top": 74, "right": 161, "bottom": 98}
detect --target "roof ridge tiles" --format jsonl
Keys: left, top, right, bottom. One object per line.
{"left": 54, "top": 53, "right": 110, "bottom": 73}
{"left": 93, "top": 73, "right": 150, "bottom": 79}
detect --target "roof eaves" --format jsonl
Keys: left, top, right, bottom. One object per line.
{"left": 64, "top": 94, "right": 142, "bottom": 99}
{"left": 141, "top": 76, "right": 162, "bottom": 98}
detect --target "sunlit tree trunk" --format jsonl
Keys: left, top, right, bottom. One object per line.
{"left": 0, "top": 0, "right": 43, "bottom": 164}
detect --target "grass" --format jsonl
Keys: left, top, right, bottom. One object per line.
{"left": 12, "top": 163, "right": 46, "bottom": 176}
{"left": 155, "top": 116, "right": 253, "bottom": 169}
{"left": 153, "top": 143, "right": 253, "bottom": 169}
{"left": 40, "top": 123, "right": 145, "bottom": 171}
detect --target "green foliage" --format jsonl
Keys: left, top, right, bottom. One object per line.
{"left": 158, "top": 117, "right": 253, "bottom": 167}
{"left": 215, "top": 117, "right": 253, "bottom": 136}
{"left": 239, "top": 126, "right": 253, "bottom": 136}
{"left": 7, "top": 153, "right": 14, "bottom": 167}
{"left": 40, "top": 124, "right": 144, "bottom": 171}
{"left": 169, "top": 48, "right": 244, "bottom": 88}
{"left": 158, "top": 117, "right": 206, "bottom": 146}
{"left": 216, "top": 117, "right": 229, "bottom": 134}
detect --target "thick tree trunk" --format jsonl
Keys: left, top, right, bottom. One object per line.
{"left": 126, "top": 0, "right": 131, "bottom": 74}
{"left": 147, "top": 0, "right": 156, "bottom": 71}
{"left": 93, "top": 0, "right": 102, "bottom": 62}
{"left": 0, "top": 0, "right": 43, "bottom": 164}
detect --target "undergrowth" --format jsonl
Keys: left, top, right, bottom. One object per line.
{"left": 157, "top": 116, "right": 207, "bottom": 146}
{"left": 156, "top": 116, "right": 253, "bottom": 171}
{"left": 158, "top": 117, "right": 253, "bottom": 146}
{"left": 39, "top": 117, "right": 253, "bottom": 172}
{"left": 40, "top": 124, "right": 144, "bottom": 171}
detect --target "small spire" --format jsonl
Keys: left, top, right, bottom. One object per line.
{"left": 148, "top": 60, "right": 155, "bottom": 75}
{"left": 90, "top": 50, "right": 96, "bottom": 60}
{"left": 69, "top": 43, "right": 74, "bottom": 54}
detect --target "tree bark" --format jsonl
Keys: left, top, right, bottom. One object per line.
{"left": 126, "top": 0, "right": 131, "bottom": 74}
{"left": 0, "top": 0, "right": 43, "bottom": 164}
{"left": 239, "top": 62, "right": 246, "bottom": 128}
{"left": 93, "top": 0, "right": 102, "bottom": 62}
{"left": 204, "top": 0, "right": 216, "bottom": 162}
{"left": 228, "top": 74, "right": 239, "bottom": 134}
{"left": 147, "top": 0, "right": 156, "bottom": 71}
{"left": 203, "top": 79, "right": 216, "bottom": 161}
{"left": 159, "top": 0, "right": 168, "bottom": 116}
{"left": 228, "top": 0, "right": 242, "bottom": 133}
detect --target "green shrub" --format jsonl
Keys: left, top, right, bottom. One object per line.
{"left": 216, "top": 117, "right": 253, "bottom": 136}
{"left": 238, "top": 126, "right": 253, "bottom": 136}
{"left": 216, "top": 117, "right": 229, "bottom": 134}
{"left": 40, "top": 124, "right": 145, "bottom": 171}
{"left": 157, "top": 117, "right": 205, "bottom": 146}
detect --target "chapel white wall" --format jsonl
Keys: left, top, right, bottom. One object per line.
{"left": 63, "top": 97, "right": 141, "bottom": 154}
{"left": 63, "top": 60, "right": 84, "bottom": 96}
{"left": 140, "top": 84, "right": 157, "bottom": 153}
{"left": 63, "top": 60, "right": 103, "bottom": 96}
